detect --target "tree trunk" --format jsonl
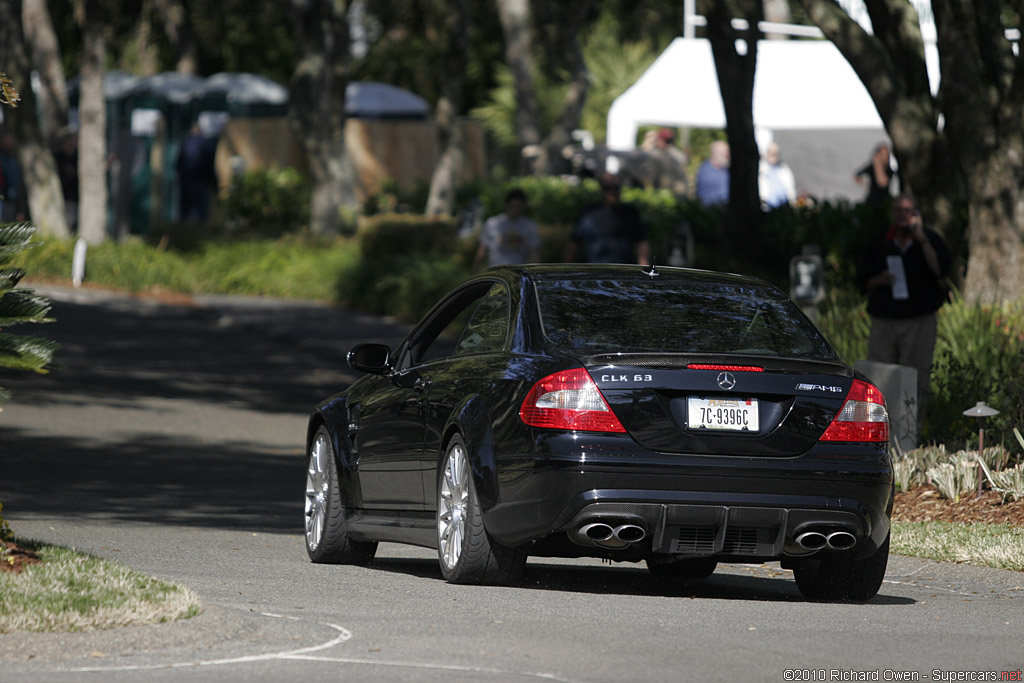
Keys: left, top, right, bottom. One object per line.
{"left": 797, "top": 0, "right": 964, "bottom": 261}
{"left": 22, "top": 0, "right": 68, "bottom": 148}
{"left": 77, "top": 0, "right": 108, "bottom": 244}
{"left": 703, "top": 0, "right": 763, "bottom": 245}
{"left": 496, "top": 0, "right": 544, "bottom": 175}
{"left": 133, "top": 0, "right": 161, "bottom": 76}
{"left": 153, "top": 0, "right": 198, "bottom": 74}
{"left": 287, "top": 0, "right": 352, "bottom": 235}
{"left": 425, "top": 0, "right": 469, "bottom": 217}
{"left": 762, "top": 0, "right": 791, "bottom": 38}
{"left": 962, "top": 145, "right": 1024, "bottom": 304}
{"left": 0, "top": 0, "right": 70, "bottom": 239}
{"left": 930, "top": 0, "right": 1024, "bottom": 304}
{"left": 536, "top": 0, "right": 593, "bottom": 177}
{"left": 801, "top": 0, "right": 1024, "bottom": 304}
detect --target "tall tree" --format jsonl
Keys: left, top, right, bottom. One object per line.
{"left": 75, "top": 0, "right": 109, "bottom": 244}
{"left": 286, "top": 0, "right": 353, "bottom": 234}
{"left": 22, "top": 0, "right": 68, "bottom": 148}
{"left": 496, "top": 0, "right": 543, "bottom": 174}
{"left": 0, "top": 0, "right": 70, "bottom": 239}
{"left": 533, "top": 0, "right": 595, "bottom": 176}
{"left": 153, "top": 0, "right": 197, "bottom": 74}
{"left": 701, "top": 0, "right": 764, "bottom": 246}
{"left": 797, "top": 1, "right": 1024, "bottom": 304}
{"left": 425, "top": 0, "right": 470, "bottom": 217}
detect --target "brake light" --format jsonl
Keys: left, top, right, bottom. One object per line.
{"left": 820, "top": 379, "right": 889, "bottom": 442}
{"left": 520, "top": 368, "right": 626, "bottom": 433}
{"left": 687, "top": 364, "right": 764, "bottom": 372}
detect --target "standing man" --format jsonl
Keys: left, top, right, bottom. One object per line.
{"left": 651, "top": 127, "right": 688, "bottom": 198}
{"left": 695, "top": 140, "right": 730, "bottom": 206}
{"left": 474, "top": 188, "right": 540, "bottom": 269}
{"left": 177, "top": 123, "right": 218, "bottom": 223}
{"left": 758, "top": 142, "right": 796, "bottom": 209}
{"left": 858, "top": 192, "right": 952, "bottom": 412}
{"left": 566, "top": 173, "right": 649, "bottom": 265}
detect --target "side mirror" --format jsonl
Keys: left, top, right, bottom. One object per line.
{"left": 347, "top": 343, "right": 392, "bottom": 375}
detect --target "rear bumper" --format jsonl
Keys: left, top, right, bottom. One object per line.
{"left": 483, "top": 440, "right": 893, "bottom": 561}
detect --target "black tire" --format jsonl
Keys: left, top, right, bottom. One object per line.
{"left": 304, "top": 426, "right": 377, "bottom": 564}
{"left": 794, "top": 532, "right": 889, "bottom": 602}
{"left": 436, "top": 434, "right": 527, "bottom": 585}
{"left": 646, "top": 556, "right": 718, "bottom": 579}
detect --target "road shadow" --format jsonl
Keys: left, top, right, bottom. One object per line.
{"left": 0, "top": 426, "right": 303, "bottom": 533}
{"left": 361, "top": 556, "right": 915, "bottom": 605}
{"left": 2, "top": 295, "right": 411, "bottom": 535}
{"left": 3, "top": 298, "right": 374, "bottom": 415}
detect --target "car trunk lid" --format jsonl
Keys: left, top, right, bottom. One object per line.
{"left": 583, "top": 353, "right": 854, "bottom": 456}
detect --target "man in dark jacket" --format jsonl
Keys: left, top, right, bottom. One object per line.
{"left": 566, "top": 173, "right": 650, "bottom": 265}
{"left": 858, "top": 192, "right": 951, "bottom": 411}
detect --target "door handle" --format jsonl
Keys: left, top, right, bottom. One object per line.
{"left": 413, "top": 375, "right": 432, "bottom": 394}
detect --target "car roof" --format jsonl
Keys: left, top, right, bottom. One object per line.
{"left": 480, "top": 263, "right": 776, "bottom": 289}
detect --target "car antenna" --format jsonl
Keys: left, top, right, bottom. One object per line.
{"left": 644, "top": 259, "right": 659, "bottom": 278}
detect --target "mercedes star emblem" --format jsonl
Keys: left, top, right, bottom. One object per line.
{"left": 717, "top": 371, "right": 737, "bottom": 390}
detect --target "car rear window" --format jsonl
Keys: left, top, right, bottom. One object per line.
{"left": 535, "top": 277, "right": 837, "bottom": 360}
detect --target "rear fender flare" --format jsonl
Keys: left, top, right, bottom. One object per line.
{"left": 441, "top": 394, "right": 499, "bottom": 512}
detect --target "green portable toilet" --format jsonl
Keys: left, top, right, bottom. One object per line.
{"left": 112, "top": 72, "right": 204, "bottom": 233}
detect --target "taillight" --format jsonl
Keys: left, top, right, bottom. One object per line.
{"left": 820, "top": 379, "right": 889, "bottom": 442}
{"left": 520, "top": 368, "right": 626, "bottom": 433}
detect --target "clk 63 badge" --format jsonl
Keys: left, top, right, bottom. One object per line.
{"left": 600, "top": 374, "right": 653, "bottom": 382}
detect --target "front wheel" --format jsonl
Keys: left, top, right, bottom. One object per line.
{"left": 793, "top": 532, "right": 889, "bottom": 602}
{"left": 436, "top": 434, "right": 526, "bottom": 585}
{"left": 304, "top": 426, "right": 377, "bottom": 564}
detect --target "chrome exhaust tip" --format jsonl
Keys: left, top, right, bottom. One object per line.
{"left": 613, "top": 524, "right": 646, "bottom": 543}
{"left": 795, "top": 531, "right": 828, "bottom": 551}
{"left": 826, "top": 531, "right": 857, "bottom": 550}
{"left": 580, "top": 522, "right": 615, "bottom": 542}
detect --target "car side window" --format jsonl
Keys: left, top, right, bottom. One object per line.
{"left": 415, "top": 283, "right": 494, "bottom": 365}
{"left": 454, "top": 283, "right": 509, "bottom": 357}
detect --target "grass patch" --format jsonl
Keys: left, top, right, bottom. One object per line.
{"left": 15, "top": 236, "right": 360, "bottom": 302}
{"left": 0, "top": 541, "right": 200, "bottom": 633}
{"left": 892, "top": 521, "right": 1024, "bottom": 572}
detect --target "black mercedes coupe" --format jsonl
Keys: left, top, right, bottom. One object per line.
{"left": 305, "top": 264, "right": 893, "bottom": 601}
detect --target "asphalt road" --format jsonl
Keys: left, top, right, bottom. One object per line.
{"left": 1, "top": 284, "right": 1022, "bottom": 683}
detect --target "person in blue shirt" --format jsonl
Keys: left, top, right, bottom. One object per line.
{"left": 695, "top": 140, "right": 729, "bottom": 206}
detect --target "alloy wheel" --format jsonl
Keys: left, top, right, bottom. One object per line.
{"left": 304, "top": 433, "right": 329, "bottom": 550}
{"left": 438, "top": 441, "right": 470, "bottom": 570}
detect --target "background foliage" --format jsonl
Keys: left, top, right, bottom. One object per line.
{"left": 15, "top": 171, "right": 1024, "bottom": 456}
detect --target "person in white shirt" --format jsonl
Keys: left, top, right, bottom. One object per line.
{"left": 474, "top": 188, "right": 540, "bottom": 269}
{"left": 758, "top": 142, "right": 797, "bottom": 209}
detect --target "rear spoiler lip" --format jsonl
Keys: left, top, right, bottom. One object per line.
{"left": 578, "top": 352, "right": 852, "bottom": 377}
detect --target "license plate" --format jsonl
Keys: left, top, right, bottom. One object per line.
{"left": 687, "top": 397, "right": 759, "bottom": 432}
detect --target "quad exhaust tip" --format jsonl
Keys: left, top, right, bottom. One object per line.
{"left": 795, "top": 529, "right": 858, "bottom": 551}
{"left": 575, "top": 521, "right": 647, "bottom": 547}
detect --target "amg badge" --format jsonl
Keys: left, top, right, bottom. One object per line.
{"left": 796, "top": 383, "right": 844, "bottom": 393}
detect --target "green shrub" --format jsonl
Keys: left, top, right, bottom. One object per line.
{"left": 815, "top": 280, "right": 870, "bottom": 365}
{"left": 191, "top": 237, "right": 360, "bottom": 300}
{"left": 363, "top": 179, "right": 432, "bottom": 216}
{"left": 336, "top": 214, "right": 471, "bottom": 320}
{"left": 224, "top": 167, "right": 311, "bottom": 237}
{"left": 0, "top": 502, "right": 12, "bottom": 542}
{"left": 924, "top": 292, "right": 1024, "bottom": 450}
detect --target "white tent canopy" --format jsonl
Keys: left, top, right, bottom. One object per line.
{"left": 607, "top": 38, "right": 938, "bottom": 201}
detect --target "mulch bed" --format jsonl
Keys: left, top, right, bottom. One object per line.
{"left": 0, "top": 539, "right": 41, "bottom": 575}
{"left": 894, "top": 485, "right": 1024, "bottom": 527}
